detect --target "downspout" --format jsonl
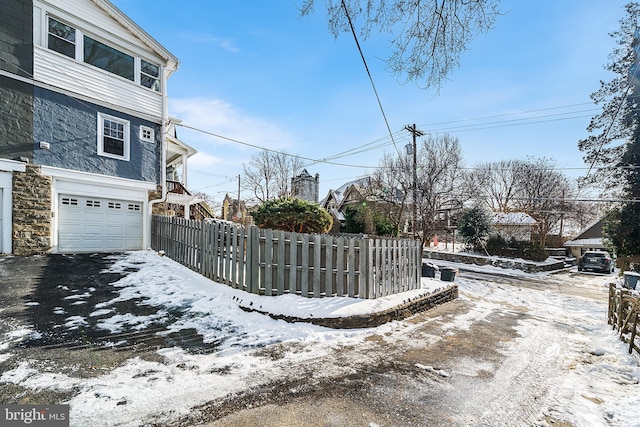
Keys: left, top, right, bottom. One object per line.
{"left": 148, "top": 64, "right": 169, "bottom": 248}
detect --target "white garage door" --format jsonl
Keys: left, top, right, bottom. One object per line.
{"left": 58, "top": 194, "right": 143, "bottom": 252}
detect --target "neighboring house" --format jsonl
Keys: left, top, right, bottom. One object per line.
{"left": 321, "top": 177, "right": 407, "bottom": 233}
{"left": 490, "top": 212, "right": 538, "bottom": 242}
{"left": 0, "top": 0, "right": 192, "bottom": 254}
{"left": 221, "top": 194, "right": 250, "bottom": 224}
{"left": 321, "top": 177, "right": 373, "bottom": 230}
{"left": 564, "top": 219, "right": 608, "bottom": 258}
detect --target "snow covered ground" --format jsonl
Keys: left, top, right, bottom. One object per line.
{"left": 1, "top": 250, "right": 639, "bottom": 426}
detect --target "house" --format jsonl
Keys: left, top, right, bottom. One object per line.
{"left": 564, "top": 219, "right": 609, "bottom": 258}
{"left": 221, "top": 193, "right": 250, "bottom": 223}
{"left": 0, "top": 0, "right": 197, "bottom": 255}
{"left": 490, "top": 212, "right": 538, "bottom": 242}
{"left": 321, "top": 177, "right": 407, "bottom": 234}
{"left": 321, "top": 177, "right": 373, "bottom": 231}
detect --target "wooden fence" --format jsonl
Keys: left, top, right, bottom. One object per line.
{"left": 151, "top": 215, "right": 422, "bottom": 299}
{"left": 608, "top": 283, "right": 640, "bottom": 355}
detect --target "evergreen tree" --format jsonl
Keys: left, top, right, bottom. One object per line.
{"left": 581, "top": 3, "right": 640, "bottom": 267}
{"left": 252, "top": 197, "right": 333, "bottom": 234}
{"left": 457, "top": 206, "right": 492, "bottom": 252}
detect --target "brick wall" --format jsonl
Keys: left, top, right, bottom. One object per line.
{"left": 13, "top": 164, "right": 52, "bottom": 255}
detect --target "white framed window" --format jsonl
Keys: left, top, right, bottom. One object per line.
{"left": 47, "top": 17, "right": 76, "bottom": 59}
{"left": 139, "top": 125, "right": 155, "bottom": 143}
{"left": 84, "top": 35, "right": 134, "bottom": 81}
{"left": 97, "top": 113, "right": 130, "bottom": 161}
{"left": 46, "top": 15, "right": 162, "bottom": 92}
{"left": 140, "top": 60, "right": 160, "bottom": 92}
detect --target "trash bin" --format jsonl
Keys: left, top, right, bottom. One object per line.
{"left": 422, "top": 262, "right": 438, "bottom": 278}
{"left": 623, "top": 271, "right": 640, "bottom": 290}
{"left": 440, "top": 266, "right": 458, "bottom": 282}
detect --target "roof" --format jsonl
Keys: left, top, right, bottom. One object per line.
{"left": 491, "top": 212, "right": 537, "bottom": 226}
{"left": 321, "top": 177, "right": 372, "bottom": 208}
{"left": 573, "top": 219, "right": 604, "bottom": 240}
{"left": 94, "top": 0, "right": 180, "bottom": 74}
{"left": 563, "top": 238, "right": 604, "bottom": 247}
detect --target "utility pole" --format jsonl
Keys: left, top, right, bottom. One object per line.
{"left": 404, "top": 124, "right": 424, "bottom": 240}
{"left": 236, "top": 174, "right": 241, "bottom": 220}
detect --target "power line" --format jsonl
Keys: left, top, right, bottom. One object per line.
{"left": 177, "top": 123, "right": 376, "bottom": 168}
{"left": 340, "top": 0, "right": 400, "bottom": 157}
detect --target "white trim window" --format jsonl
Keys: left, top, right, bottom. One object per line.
{"left": 139, "top": 125, "right": 155, "bottom": 143}
{"left": 47, "top": 17, "right": 76, "bottom": 59}
{"left": 98, "top": 113, "right": 130, "bottom": 161}
{"left": 140, "top": 60, "right": 160, "bottom": 92}
{"left": 45, "top": 15, "right": 161, "bottom": 92}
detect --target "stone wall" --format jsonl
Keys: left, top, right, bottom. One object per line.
{"left": 13, "top": 164, "right": 52, "bottom": 255}
{"left": 241, "top": 285, "right": 459, "bottom": 329}
{"left": 0, "top": 0, "right": 33, "bottom": 78}
{"left": 424, "top": 250, "right": 564, "bottom": 273}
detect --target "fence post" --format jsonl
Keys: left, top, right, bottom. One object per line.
{"left": 246, "top": 225, "right": 260, "bottom": 294}
{"left": 313, "top": 234, "right": 322, "bottom": 298}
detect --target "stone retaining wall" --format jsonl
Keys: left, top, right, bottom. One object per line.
{"left": 424, "top": 250, "right": 564, "bottom": 273}
{"left": 13, "top": 164, "right": 52, "bottom": 255}
{"left": 241, "top": 285, "right": 458, "bottom": 329}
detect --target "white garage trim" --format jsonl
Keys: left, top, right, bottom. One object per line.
{"left": 58, "top": 194, "right": 143, "bottom": 252}
{"left": 51, "top": 174, "right": 152, "bottom": 253}
{"left": 0, "top": 172, "right": 11, "bottom": 254}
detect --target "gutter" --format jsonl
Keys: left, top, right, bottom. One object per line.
{"left": 148, "top": 65, "right": 169, "bottom": 248}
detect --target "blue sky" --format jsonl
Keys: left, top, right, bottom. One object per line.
{"left": 111, "top": 0, "right": 629, "bottom": 202}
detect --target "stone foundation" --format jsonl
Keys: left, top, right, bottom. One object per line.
{"left": 13, "top": 164, "right": 52, "bottom": 255}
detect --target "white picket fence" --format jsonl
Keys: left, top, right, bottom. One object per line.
{"left": 151, "top": 215, "right": 421, "bottom": 299}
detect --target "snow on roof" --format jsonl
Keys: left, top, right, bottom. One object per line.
{"left": 491, "top": 212, "right": 537, "bottom": 226}
{"left": 563, "top": 238, "right": 604, "bottom": 247}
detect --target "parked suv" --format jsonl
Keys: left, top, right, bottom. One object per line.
{"left": 578, "top": 251, "right": 615, "bottom": 274}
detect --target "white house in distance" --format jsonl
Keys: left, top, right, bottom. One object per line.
{"left": 490, "top": 212, "right": 538, "bottom": 242}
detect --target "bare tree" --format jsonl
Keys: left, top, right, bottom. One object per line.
{"left": 300, "top": 0, "right": 501, "bottom": 90}
{"left": 370, "top": 152, "right": 411, "bottom": 233}
{"left": 415, "top": 134, "right": 464, "bottom": 248}
{"left": 373, "top": 133, "right": 463, "bottom": 247}
{"left": 242, "top": 150, "right": 304, "bottom": 203}
{"left": 512, "top": 158, "right": 576, "bottom": 247}
{"left": 465, "top": 159, "right": 527, "bottom": 212}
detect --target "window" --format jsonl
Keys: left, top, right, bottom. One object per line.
{"left": 98, "top": 113, "right": 130, "bottom": 161}
{"left": 61, "top": 197, "right": 79, "bottom": 206}
{"left": 86, "top": 200, "right": 101, "bottom": 208}
{"left": 84, "top": 36, "right": 134, "bottom": 81}
{"left": 140, "top": 60, "right": 160, "bottom": 91}
{"left": 46, "top": 16, "right": 161, "bottom": 91}
{"left": 108, "top": 202, "right": 122, "bottom": 209}
{"left": 139, "top": 126, "right": 155, "bottom": 143}
{"left": 48, "top": 17, "right": 76, "bottom": 58}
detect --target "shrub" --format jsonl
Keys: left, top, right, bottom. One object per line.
{"left": 252, "top": 197, "right": 333, "bottom": 234}
{"left": 486, "top": 236, "right": 548, "bottom": 262}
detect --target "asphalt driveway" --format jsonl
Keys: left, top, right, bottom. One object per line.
{"left": 0, "top": 253, "right": 217, "bottom": 405}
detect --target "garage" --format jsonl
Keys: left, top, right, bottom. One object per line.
{"left": 58, "top": 194, "right": 143, "bottom": 252}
